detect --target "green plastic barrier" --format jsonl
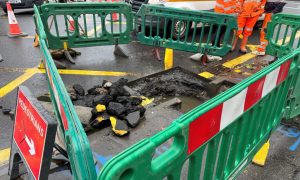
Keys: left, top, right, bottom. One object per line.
{"left": 267, "top": 13, "right": 300, "bottom": 57}
{"left": 33, "top": 6, "right": 97, "bottom": 179}
{"left": 266, "top": 13, "right": 300, "bottom": 120}
{"left": 135, "top": 4, "right": 237, "bottom": 56}
{"left": 34, "top": 3, "right": 300, "bottom": 179}
{"left": 99, "top": 49, "right": 300, "bottom": 180}
{"left": 37, "top": 3, "right": 133, "bottom": 49}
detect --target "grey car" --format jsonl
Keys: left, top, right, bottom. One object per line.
{"left": 0, "top": 0, "right": 44, "bottom": 13}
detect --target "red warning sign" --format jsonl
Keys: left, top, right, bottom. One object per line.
{"left": 13, "top": 88, "right": 48, "bottom": 180}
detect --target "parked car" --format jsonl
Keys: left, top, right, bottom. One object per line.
{"left": 0, "top": 0, "right": 45, "bottom": 13}
{"left": 126, "top": 0, "right": 264, "bottom": 38}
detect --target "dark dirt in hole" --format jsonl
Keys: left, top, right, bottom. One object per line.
{"left": 127, "top": 67, "right": 217, "bottom": 103}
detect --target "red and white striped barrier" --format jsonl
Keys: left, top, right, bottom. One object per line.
{"left": 44, "top": 59, "right": 69, "bottom": 131}
{"left": 188, "top": 60, "right": 292, "bottom": 154}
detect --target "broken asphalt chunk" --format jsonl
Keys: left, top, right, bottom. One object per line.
{"left": 93, "top": 94, "right": 113, "bottom": 106}
{"left": 102, "top": 80, "right": 113, "bottom": 88}
{"left": 109, "top": 87, "right": 130, "bottom": 99}
{"left": 87, "top": 86, "right": 108, "bottom": 95}
{"left": 2, "top": 108, "right": 11, "bottom": 115}
{"left": 125, "top": 111, "right": 142, "bottom": 128}
{"left": 90, "top": 113, "right": 110, "bottom": 129}
{"left": 110, "top": 116, "right": 129, "bottom": 136}
{"left": 107, "top": 102, "right": 126, "bottom": 117}
{"left": 91, "top": 104, "right": 106, "bottom": 117}
{"left": 73, "top": 84, "right": 85, "bottom": 96}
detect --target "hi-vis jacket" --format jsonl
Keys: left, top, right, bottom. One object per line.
{"left": 237, "top": 0, "right": 267, "bottom": 17}
{"left": 214, "top": 0, "right": 237, "bottom": 14}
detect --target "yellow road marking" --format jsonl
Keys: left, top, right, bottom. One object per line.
{"left": 0, "top": 68, "right": 39, "bottom": 98}
{"left": 21, "top": 35, "right": 35, "bottom": 39}
{"left": 277, "top": 32, "right": 300, "bottom": 44}
{"left": 37, "top": 68, "right": 131, "bottom": 76}
{"left": 0, "top": 148, "right": 10, "bottom": 166}
{"left": 222, "top": 45, "right": 257, "bottom": 69}
{"left": 0, "top": 67, "right": 132, "bottom": 98}
{"left": 199, "top": 71, "right": 215, "bottom": 79}
{"left": 164, "top": 48, "right": 173, "bottom": 70}
{"left": 223, "top": 32, "right": 300, "bottom": 69}
{"left": 87, "top": 25, "right": 102, "bottom": 37}
{"left": 223, "top": 53, "right": 256, "bottom": 69}
{"left": 0, "top": 67, "right": 27, "bottom": 73}
{"left": 86, "top": 22, "right": 126, "bottom": 36}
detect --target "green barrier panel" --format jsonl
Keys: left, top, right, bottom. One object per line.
{"left": 135, "top": 4, "right": 237, "bottom": 56}
{"left": 37, "top": 2, "right": 133, "bottom": 49}
{"left": 99, "top": 51, "right": 300, "bottom": 179}
{"left": 266, "top": 13, "right": 300, "bottom": 57}
{"left": 34, "top": 6, "right": 97, "bottom": 179}
{"left": 266, "top": 13, "right": 300, "bottom": 119}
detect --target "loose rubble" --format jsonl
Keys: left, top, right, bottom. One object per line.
{"left": 70, "top": 78, "right": 146, "bottom": 136}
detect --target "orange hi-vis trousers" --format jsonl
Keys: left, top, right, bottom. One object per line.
{"left": 257, "top": 13, "right": 272, "bottom": 52}
{"left": 236, "top": 15, "right": 260, "bottom": 38}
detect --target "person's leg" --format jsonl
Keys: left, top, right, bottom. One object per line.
{"left": 240, "top": 15, "right": 260, "bottom": 53}
{"left": 254, "top": 13, "right": 272, "bottom": 55}
{"left": 232, "top": 16, "right": 246, "bottom": 51}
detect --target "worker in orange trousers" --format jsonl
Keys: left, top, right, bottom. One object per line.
{"left": 232, "top": 0, "right": 267, "bottom": 53}
{"left": 252, "top": 0, "right": 286, "bottom": 56}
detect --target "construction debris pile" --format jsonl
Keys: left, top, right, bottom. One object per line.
{"left": 70, "top": 78, "right": 146, "bottom": 136}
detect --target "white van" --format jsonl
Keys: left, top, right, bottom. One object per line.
{"left": 126, "top": 0, "right": 263, "bottom": 38}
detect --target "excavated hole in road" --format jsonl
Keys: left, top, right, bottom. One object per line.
{"left": 127, "top": 67, "right": 231, "bottom": 113}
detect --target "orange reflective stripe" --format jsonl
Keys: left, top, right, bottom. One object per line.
{"left": 215, "top": 0, "right": 236, "bottom": 14}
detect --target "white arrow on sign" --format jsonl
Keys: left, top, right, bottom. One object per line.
{"left": 25, "top": 135, "right": 36, "bottom": 155}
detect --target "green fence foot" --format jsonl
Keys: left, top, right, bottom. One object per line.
{"left": 114, "top": 45, "right": 129, "bottom": 58}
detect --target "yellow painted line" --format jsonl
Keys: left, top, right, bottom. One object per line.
{"left": 0, "top": 148, "right": 10, "bottom": 166}
{"left": 223, "top": 53, "right": 256, "bottom": 69}
{"left": 0, "top": 67, "right": 27, "bottom": 73}
{"left": 164, "top": 48, "right": 173, "bottom": 70}
{"left": 222, "top": 45, "right": 258, "bottom": 69}
{"left": 0, "top": 68, "right": 39, "bottom": 98}
{"left": 86, "top": 22, "right": 126, "bottom": 36}
{"left": 199, "top": 71, "right": 215, "bottom": 79}
{"left": 223, "top": 32, "right": 300, "bottom": 69}
{"left": 277, "top": 32, "right": 300, "bottom": 44}
{"left": 87, "top": 25, "right": 102, "bottom": 37}
{"left": 0, "top": 66, "right": 132, "bottom": 98}
{"left": 37, "top": 68, "right": 131, "bottom": 76}
{"left": 21, "top": 35, "right": 35, "bottom": 39}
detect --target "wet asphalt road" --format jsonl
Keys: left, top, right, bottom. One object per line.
{"left": 0, "top": 1, "right": 300, "bottom": 179}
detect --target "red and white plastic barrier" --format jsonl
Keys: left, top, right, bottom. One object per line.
{"left": 188, "top": 60, "right": 292, "bottom": 154}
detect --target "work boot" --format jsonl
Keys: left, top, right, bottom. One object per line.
{"left": 231, "top": 37, "right": 239, "bottom": 52}
{"left": 252, "top": 50, "right": 266, "bottom": 56}
{"left": 239, "top": 36, "right": 248, "bottom": 54}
